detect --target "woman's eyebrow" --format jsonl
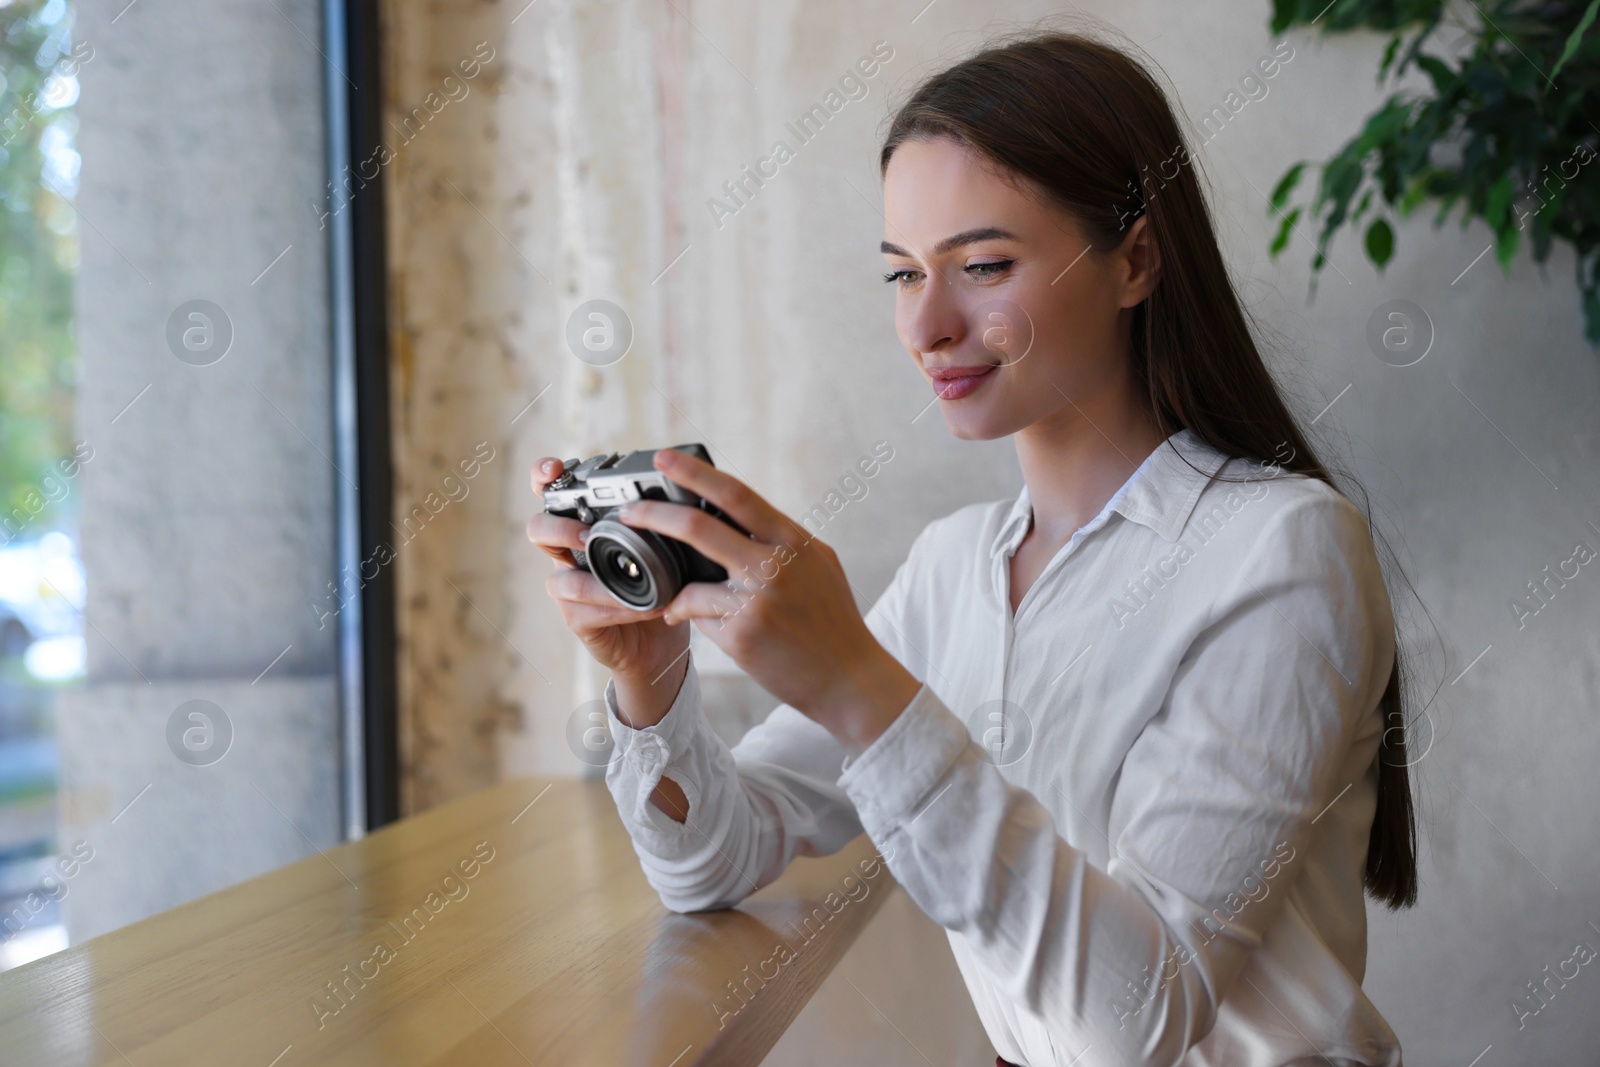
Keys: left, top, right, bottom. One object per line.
{"left": 880, "top": 226, "right": 1019, "bottom": 258}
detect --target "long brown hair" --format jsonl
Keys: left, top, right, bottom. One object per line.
{"left": 881, "top": 29, "right": 1420, "bottom": 908}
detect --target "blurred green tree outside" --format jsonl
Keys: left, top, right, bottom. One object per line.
{"left": 0, "top": 0, "right": 80, "bottom": 543}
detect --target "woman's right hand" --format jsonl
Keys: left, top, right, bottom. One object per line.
{"left": 528, "top": 457, "right": 691, "bottom": 721}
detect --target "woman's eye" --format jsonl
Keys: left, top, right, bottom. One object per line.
{"left": 964, "top": 259, "right": 1013, "bottom": 278}
{"left": 883, "top": 260, "right": 1010, "bottom": 286}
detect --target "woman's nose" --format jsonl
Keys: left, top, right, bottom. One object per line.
{"left": 900, "top": 271, "right": 967, "bottom": 355}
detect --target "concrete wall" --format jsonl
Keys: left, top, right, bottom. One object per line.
{"left": 381, "top": 1, "right": 1600, "bottom": 1062}
{"left": 62, "top": 0, "right": 342, "bottom": 941}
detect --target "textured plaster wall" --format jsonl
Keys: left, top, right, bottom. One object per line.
{"left": 382, "top": 1, "right": 1600, "bottom": 1062}
{"left": 379, "top": 1, "right": 525, "bottom": 817}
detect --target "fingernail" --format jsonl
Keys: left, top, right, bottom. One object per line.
{"left": 577, "top": 528, "right": 590, "bottom": 543}
{"left": 615, "top": 504, "right": 633, "bottom": 520}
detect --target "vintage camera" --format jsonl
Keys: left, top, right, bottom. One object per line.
{"left": 541, "top": 443, "right": 747, "bottom": 611}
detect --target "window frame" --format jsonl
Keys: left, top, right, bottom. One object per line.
{"left": 324, "top": 0, "right": 399, "bottom": 835}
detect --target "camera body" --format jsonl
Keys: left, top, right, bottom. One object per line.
{"left": 541, "top": 443, "right": 745, "bottom": 611}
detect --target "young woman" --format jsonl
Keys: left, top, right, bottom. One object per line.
{"left": 530, "top": 30, "right": 1418, "bottom": 1067}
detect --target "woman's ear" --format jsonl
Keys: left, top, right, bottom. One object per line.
{"left": 1116, "top": 214, "right": 1162, "bottom": 308}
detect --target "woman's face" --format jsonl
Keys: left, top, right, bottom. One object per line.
{"left": 880, "top": 135, "right": 1158, "bottom": 441}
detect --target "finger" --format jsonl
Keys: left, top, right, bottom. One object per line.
{"left": 659, "top": 577, "right": 753, "bottom": 627}
{"left": 651, "top": 448, "right": 804, "bottom": 545}
{"left": 615, "top": 498, "right": 773, "bottom": 576}
{"left": 531, "top": 455, "right": 564, "bottom": 493}
{"left": 527, "top": 510, "right": 588, "bottom": 551}
{"left": 547, "top": 566, "right": 670, "bottom": 616}
{"left": 563, "top": 597, "right": 672, "bottom": 632}
{"left": 526, "top": 511, "right": 588, "bottom": 566}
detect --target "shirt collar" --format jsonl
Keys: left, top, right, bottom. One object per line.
{"left": 990, "top": 428, "right": 1234, "bottom": 560}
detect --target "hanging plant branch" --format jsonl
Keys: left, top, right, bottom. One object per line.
{"left": 1267, "top": 0, "right": 1600, "bottom": 345}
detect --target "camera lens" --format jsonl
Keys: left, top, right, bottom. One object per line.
{"left": 585, "top": 518, "right": 683, "bottom": 610}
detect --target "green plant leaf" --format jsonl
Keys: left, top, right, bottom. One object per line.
{"left": 1551, "top": 0, "right": 1600, "bottom": 82}
{"left": 1365, "top": 218, "right": 1395, "bottom": 267}
{"left": 1379, "top": 32, "right": 1404, "bottom": 82}
{"left": 1270, "top": 206, "right": 1303, "bottom": 256}
{"left": 1415, "top": 53, "right": 1458, "bottom": 92}
{"left": 1269, "top": 161, "right": 1306, "bottom": 212}
{"left": 1485, "top": 171, "right": 1515, "bottom": 228}
{"left": 1320, "top": 156, "right": 1365, "bottom": 230}
{"left": 1353, "top": 98, "right": 1413, "bottom": 155}
{"left": 1399, "top": 179, "right": 1429, "bottom": 217}
{"left": 1494, "top": 217, "right": 1520, "bottom": 273}
{"left": 1269, "top": 0, "right": 1298, "bottom": 35}
{"left": 1267, "top": 0, "right": 1292, "bottom": 34}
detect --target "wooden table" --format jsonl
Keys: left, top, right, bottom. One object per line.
{"left": 0, "top": 777, "right": 898, "bottom": 1065}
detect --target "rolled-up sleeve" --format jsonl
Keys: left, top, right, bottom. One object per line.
{"left": 834, "top": 490, "right": 1396, "bottom": 1064}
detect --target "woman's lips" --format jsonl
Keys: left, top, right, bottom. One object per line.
{"left": 927, "top": 363, "right": 998, "bottom": 400}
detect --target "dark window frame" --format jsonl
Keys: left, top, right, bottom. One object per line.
{"left": 325, "top": 0, "right": 398, "bottom": 835}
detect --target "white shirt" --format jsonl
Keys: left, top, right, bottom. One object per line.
{"left": 602, "top": 429, "right": 1403, "bottom": 1067}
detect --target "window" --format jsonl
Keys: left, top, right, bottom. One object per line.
{"left": 0, "top": 0, "right": 389, "bottom": 968}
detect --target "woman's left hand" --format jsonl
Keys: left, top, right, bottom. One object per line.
{"left": 611, "top": 447, "right": 920, "bottom": 754}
